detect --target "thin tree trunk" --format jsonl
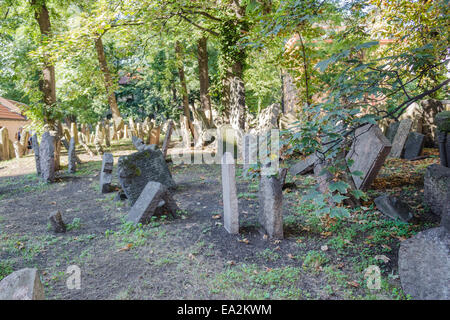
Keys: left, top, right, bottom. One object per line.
{"left": 197, "top": 37, "right": 213, "bottom": 126}
{"left": 175, "top": 41, "right": 195, "bottom": 138}
{"left": 95, "top": 36, "right": 122, "bottom": 121}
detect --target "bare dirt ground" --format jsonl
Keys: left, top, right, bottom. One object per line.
{"left": 0, "top": 140, "right": 440, "bottom": 299}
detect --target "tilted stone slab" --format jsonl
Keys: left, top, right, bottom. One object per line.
{"left": 259, "top": 171, "right": 283, "bottom": 239}
{"left": 289, "top": 154, "right": 318, "bottom": 176}
{"left": 0, "top": 268, "right": 45, "bottom": 300}
{"left": 347, "top": 124, "right": 392, "bottom": 190}
{"left": 403, "top": 132, "right": 425, "bottom": 160}
{"left": 100, "top": 153, "right": 114, "bottom": 193}
{"left": 389, "top": 119, "right": 413, "bottom": 158}
{"left": 127, "top": 181, "right": 179, "bottom": 224}
{"left": 39, "top": 131, "right": 55, "bottom": 183}
{"left": 424, "top": 164, "right": 450, "bottom": 216}
{"left": 221, "top": 152, "right": 239, "bottom": 234}
{"left": 118, "top": 149, "right": 176, "bottom": 205}
{"left": 398, "top": 227, "right": 450, "bottom": 300}
{"left": 374, "top": 194, "right": 413, "bottom": 222}
{"left": 385, "top": 121, "right": 400, "bottom": 143}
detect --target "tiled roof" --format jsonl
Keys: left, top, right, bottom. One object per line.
{"left": 0, "top": 97, "right": 27, "bottom": 121}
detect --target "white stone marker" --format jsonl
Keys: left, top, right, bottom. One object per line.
{"left": 221, "top": 152, "right": 239, "bottom": 234}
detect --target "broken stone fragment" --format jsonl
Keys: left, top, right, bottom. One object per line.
{"left": 0, "top": 268, "right": 45, "bottom": 300}
{"left": 48, "top": 211, "right": 67, "bottom": 233}
{"left": 374, "top": 194, "right": 413, "bottom": 223}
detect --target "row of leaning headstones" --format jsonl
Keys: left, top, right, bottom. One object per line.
{"left": 398, "top": 111, "right": 449, "bottom": 300}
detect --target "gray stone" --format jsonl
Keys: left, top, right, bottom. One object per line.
{"left": 118, "top": 149, "right": 176, "bottom": 205}
{"left": 279, "top": 168, "right": 288, "bottom": 187}
{"left": 161, "top": 121, "right": 173, "bottom": 158}
{"left": 242, "top": 133, "right": 258, "bottom": 176}
{"left": 114, "top": 190, "right": 127, "bottom": 201}
{"left": 132, "top": 135, "right": 145, "bottom": 151}
{"left": 127, "top": 181, "right": 179, "bottom": 224}
{"left": 100, "top": 153, "right": 114, "bottom": 193}
{"left": 67, "top": 137, "right": 76, "bottom": 173}
{"left": 289, "top": 154, "right": 318, "bottom": 176}
{"left": 403, "top": 132, "right": 425, "bottom": 160}
{"left": 385, "top": 121, "right": 400, "bottom": 143}
{"left": 398, "top": 227, "right": 450, "bottom": 300}
{"left": 39, "top": 131, "right": 55, "bottom": 183}
{"left": 424, "top": 164, "right": 450, "bottom": 216}
{"left": 389, "top": 119, "right": 413, "bottom": 158}
{"left": 259, "top": 170, "right": 283, "bottom": 239}
{"left": 31, "top": 134, "right": 41, "bottom": 176}
{"left": 221, "top": 152, "right": 239, "bottom": 234}
{"left": 48, "top": 211, "right": 66, "bottom": 233}
{"left": 0, "top": 268, "right": 45, "bottom": 300}
{"left": 441, "top": 202, "right": 450, "bottom": 233}
{"left": 374, "top": 194, "right": 413, "bottom": 222}
{"left": 347, "top": 124, "right": 392, "bottom": 190}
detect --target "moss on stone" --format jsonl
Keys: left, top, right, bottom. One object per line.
{"left": 435, "top": 111, "right": 450, "bottom": 133}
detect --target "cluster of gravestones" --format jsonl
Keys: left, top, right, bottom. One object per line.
{"left": 0, "top": 127, "right": 32, "bottom": 161}
{"left": 100, "top": 134, "right": 178, "bottom": 225}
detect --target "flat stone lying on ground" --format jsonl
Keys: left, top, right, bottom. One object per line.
{"left": 389, "top": 119, "right": 413, "bottom": 158}
{"left": 67, "top": 137, "right": 76, "bottom": 173}
{"left": 403, "top": 132, "right": 425, "bottom": 160}
{"left": 100, "top": 153, "right": 114, "bottom": 193}
{"left": 127, "top": 181, "right": 179, "bottom": 224}
{"left": 48, "top": 211, "right": 66, "bottom": 233}
{"left": 39, "top": 131, "right": 55, "bottom": 183}
{"left": 424, "top": 164, "right": 450, "bottom": 217}
{"left": 0, "top": 268, "right": 45, "bottom": 300}
{"left": 118, "top": 149, "right": 176, "bottom": 205}
{"left": 347, "top": 124, "right": 392, "bottom": 190}
{"left": 221, "top": 152, "right": 239, "bottom": 234}
{"left": 259, "top": 170, "right": 284, "bottom": 239}
{"left": 374, "top": 194, "right": 413, "bottom": 222}
{"left": 398, "top": 227, "right": 449, "bottom": 300}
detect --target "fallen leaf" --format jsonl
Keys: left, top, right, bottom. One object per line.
{"left": 263, "top": 234, "right": 268, "bottom": 240}
{"left": 296, "top": 239, "right": 303, "bottom": 243}
{"left": 238, "top": 238, "right": 249, "bottom": 244}
{"left": 348, "top": 281, "right": 360, "bottom": 288}
{"left": 274, "top": 246, "right": 281, "bottom": 251}
{"left": 212, "top": 214, "right": 221, "bottom": 219}
{"left": 226, "top": 260, "right": 236, "bottom": 266}
{"left": 118, "top": 243, "right": 132, "bottom": 252}
{"left": 321, "top": 245, "right": 328, "bottom": 251}
{"left": 381, "top": 244, "right": 392, "bottom": 251}
{"left": 188, "top": 253, "right": 196, "bottom": 260}
{"left": 375, "top": 255, "right": 390, "bottom": 264}
{"left": 273, "top": 240, "right": 281, "bottom": 244}
{"left": 287, "top": 253, "right": 295, "bottom": 259}
{"left": 264, "top": 267, "right": 273, "bottom": 272}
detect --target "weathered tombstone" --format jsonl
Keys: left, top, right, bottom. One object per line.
{"left": 289, "top": 154, "right": 318, "bottom": 176}
{"left": 346, "top": 124, "right": 392, "bottom": 190}
{"left": 127, "top": 181, "right": 179, "bottom": 224}
{"left": 221, "top": 152, "right": 239, "bottom": 234}
{"left": 161, "top": 121, "right": 174, "bottom": 158}
{"left": 78, "top": 133, "right": 95, "bottom": 158}
{"left": 0, "top": 127, "right": 11, "bottom": 160}
{"left": 13, "top": 140, "right": 21, "bottom": 159}
{"left": 67, "top": 137, "right": 76, "bottom": 173}
{"left": 94, "top": 123, "right": 104, "bottom": 155}
{"left": 403, "top": 132, "right": 425, "bottom": 160}
{"left": 385, "top": 121, "right": 400, "bottom": 143}
{"left": 259, "top": 166, "right": 283, "bottom": 239}
{"left": 48, "top": 211, "right": 66, "bottom": 233}
{"left": 374, "top": 194, "right": 413, "bottom": 222}
{"left": 180, "top": 115, "right": 191, "bottom": 148}
{"left": 0, "top": 268, "right": 45, "bottom": 300}
{"left": 149, "top": 125, "right": 161, "bottom": 145}
{"left": 100, "top": 153, "right": 114, "bottom": 193}
{"left": 103, "top": 123, "right": 111, "bottom": 147}
{"left": 123, "top": 124, "right": 129, "bottom": 139}
{"left": 435, "top": 111, "right": 450, "bottom": 167}
{"left": 132, "top": 135, "right": 146, "bottom": 151}
{"left": 118, "top": 149, "right": 176, "bottom": 205}
{"left": 254, "top": 103, "right": 281, "bottom": 135}
{"left": 424, "top": 164, "right": 450, "bottom": 217}
{"left": 398, "top": 227, "right": 449, "bottom": 300}
{"left": 31, "top": 134, "right": 41, "bottom": 176}
{"left": 389, "top": 119, "right": 413, "bottom": 158}
{"left": 242, "top": 133, "right": 257, "bottom": 176}
{"left": 39, "top": 131, "right": 55, "bottom": 183}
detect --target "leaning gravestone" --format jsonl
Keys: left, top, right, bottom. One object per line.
{"left": 0, "top": 268, "right": 45, "bottom": 300}
{"left": 221, "top": 152, "right": 239, "bottom": 234}
{"left": 31, "top": 134, "right": 41, "bottom": 176}
{"left": 403, "top": 132, "right": 425, "bottom": 160}
{"left": 100, "top": 153, "right": 114, "bottom": 193}
{"left": 161, "top": 121, "right": 174, "bottom": 158}
{"left": 424, "top": 164, "right": 450, "bottom": 217}
{"left": 259, "top": 169, "right": 283, "bottom": 239}
{"left": 39, "top": 131, "right": 55, "bottom": 183}
{"left": 289, "top": 153, "right": 318, "bottom": 176}
{"left": 118, "top": 149, "right": 176, "bottom": 205}
{"left": 67, "top": 137, "right": 76, "bottom": 173}
{"left": 347, "top": 124, "right": 392, "bottom": 190}
{"left": 374, "top": 194, "right": 413, "bottom": 222}
{"left": 389, "top": 119, "right": 413, "bottom": 158}
{"left": 127, "top": 181, "right": 179, "bottom": 224}
{"left": 398, "top": 226, "right": 449, "bottom": 300}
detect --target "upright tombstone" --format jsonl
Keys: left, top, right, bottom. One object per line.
{"left": 67, "top": 137, "right": 76, "bottom": 173}
{"left": 31, "top": 134, "right": 41, "bottom": 176}
{"left": 39, "top": 131, "right": 55, "bottom": 183}
{"left": 118, "top": 149, "right": 176, "bottom": 205}
{"left": 403, "top": 132, "right": 425, "bottom": 160}
{"left": 161, "top": 121, "right": 174, "bottom": 158}
{"left": 100, "top": 153, "right": 114, "bottom": 193}
{"left": 389, "top": 119, "right": 413, "bottom": 158}
{"left": 435, "top": 111, "right": 450, "bottom": 167}
{"left": 127, "top": 181, "right": 180, "bottom": 224}
{"left": 346, "top": 124, "right": 392, "bottom": 190}
{"left": 0, "top": 127, "right": 11, "bottom": 160}
{"left": 242, "top": 133, "right": 258, "bottom": 176}
{"left": 385, "top": 121, "right": 400, "bottom": 143}
{"left": 221, "top": 152, "right": 239, "bottom": 234}
{"left": 0, "top": 268, "right": 45, "bottom": 300}
{"left": 259, "top": 165, "right": 283, "bottom": 239}
{"left": 424, "top": 164, "right": 450, "bottom": 217}
{"left": 94, "top": 123, "right": 104, "bottom": 155}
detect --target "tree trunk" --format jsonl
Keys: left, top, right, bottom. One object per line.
{"left": 95, "top": 36, "right": 122, "bottom": 121}
{"left": 229, "top": 59, "right": 246, "bottom": 131}
{"left": 197, "top": 37, "right": 213, "bottom": 126}
{"left": 175, "top": 41, "right": 195, "bottom": 138}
